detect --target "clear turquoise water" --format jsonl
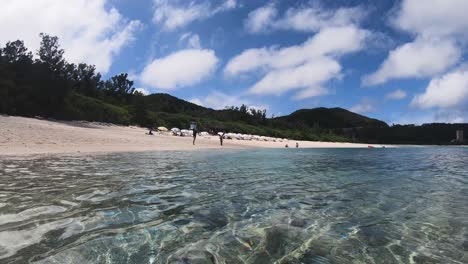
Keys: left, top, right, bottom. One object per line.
{"left": 0, "top": 148, "right": 467, "bottom": 263}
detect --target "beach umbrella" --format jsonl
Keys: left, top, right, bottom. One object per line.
{"left": 170, "top": 128, "right": 181, "bottom": 136}
{"left": 157, "top": 126, "right": 168, "bottom": 132}
{"left": 181, "top": 129, "right": 193, "bottom": 137}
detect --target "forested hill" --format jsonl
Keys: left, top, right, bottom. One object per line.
{"left": 275, "top": 107, "right": 388, "bottom": 129}
{"left": 0, "top": 34, "right": 466, "bottom": 144}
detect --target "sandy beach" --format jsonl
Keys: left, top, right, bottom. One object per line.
{"left": 0, "top": 115, "right": 386, "bottom": 156}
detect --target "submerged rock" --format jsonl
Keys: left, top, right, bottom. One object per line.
{"left": 128, "top": 243, "right": 151, "bottom": 264}
{"left": 193, "top": 207, "right": 229, "bottom": 230}
{"left": 366, "top": 247, "right": 399, "bottom": 264}
{"left": 299, "top": 254, "right": 332, "bottom": 264}
{"left": 248, "top": 251, "right": 275, "bottom": 264}
{"left": 108, "top": 247, "right": 128, "bottom": 263}
{"left": 412, "top": 254, "right": 439, "bottom": 264}
{"left": 264, "top": 225, "right": 289, "bottom": 256}
{"left": 463, "top": 240, "right": 468, "bottom": 251}
{"left": 275, "top": 237, "right": 335, "bottom": 264}
{"left": 168, "top": 248, "right": 217, "bottom": 264}
{"left": 389, "top": 244, "right": 410, "bottom": 259}
{"left": 289, "top": 217, "right": 307, "bottom": 228}
{"left": 358, "top": 226, "right": 390, "bottom": 247}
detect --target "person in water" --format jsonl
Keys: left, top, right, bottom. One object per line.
{"left": 192, "top": 129, "right": 197, "bottom": 145}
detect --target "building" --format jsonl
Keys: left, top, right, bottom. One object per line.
{"left": 456, "top": 130, "right": 464, "bottom": 142}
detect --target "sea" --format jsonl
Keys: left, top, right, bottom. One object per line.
{"left": 0, "top": 147, "right": 467, "bottom": 263}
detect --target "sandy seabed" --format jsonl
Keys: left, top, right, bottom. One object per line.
{"left": 0, "top": 115, "right": 387, "bottom": 157}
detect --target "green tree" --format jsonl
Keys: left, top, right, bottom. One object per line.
{"left": 239, "top": 104, "right": 248, "bottom": 114}
{"left": 105, "top": 73, "right": 135, "bottom": 95}
{"left": 2, "top": 40, "right": 33, "bottom": 63}
{"left": 132, "top": 91, "right": 150, "bottom": 127}
{"left": 69, "top": 63, "right": 102, "bottom": 97}
{"left": 37, "top": 33, "right": 66, "bottom": 75}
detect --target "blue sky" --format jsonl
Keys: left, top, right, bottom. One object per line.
{"left": 1, "top": 0, "right": 468, "bottom": 124}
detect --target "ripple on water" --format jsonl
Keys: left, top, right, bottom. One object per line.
{"left": 0, "top": 148, "right": 467, "bottom": 263}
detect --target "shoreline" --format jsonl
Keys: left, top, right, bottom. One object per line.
{"left": 1, "top": 115, "right": 390, "bottom": 157}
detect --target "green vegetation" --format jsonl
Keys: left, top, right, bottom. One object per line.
{"left": 275, "top": 107, "right": 388, "bottom": 129}
{"left": 0, "top": 34, "right": 465, "bottom": 145}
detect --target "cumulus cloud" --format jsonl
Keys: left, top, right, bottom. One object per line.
{"left": 245, "top": 3, "right": 365, "bottom": 33}
{"left": 350, "top": 98, "right": 377, "bottom": 114}
{"left": 393, "top": 0, "right": 468, "bottom": 38}
{"left": 179, "top": 33, "right": 201, "bottom": 49}
{"left": 245, "top": 4, "right": 277, "bottom": 33}
{"left": 225, "top": 26, "right": 369, "bottom": 99}
{"left": 226, "top": 26, "right": 368, "bottom": 77}
{"left": 140, "top": 49, "right": 218, "bottom": 90}
{"left": 359, "top": 0, "right": 468, "bottom": 119}
{"left": 249, "top": 58, "right": 339, "bottom": 98}
{"left": 385, "top": 89, "right": 407, "bottom": 100}
{"left": 362, "top": 37, "right": 460, "bottom": 86}
{"left": 0, "top": 0, "right": 141, "bottom": 74}
{"left": 365, "top": 0, "right": 468, "bottom": 86}
{"left": 153, "top": 0, "right": 238, "bottom": 31}
{"left": 411, "top": 68, "right": 468, "bottom": 108}
{"left": 190, "top": 90, "right": 268, "bottom": 110}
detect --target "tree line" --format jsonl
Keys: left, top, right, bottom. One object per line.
{"left": 0, "top": 34, "right": 139, "bottom": 124}
{"left": 225, "top": 104, "right": 267, "bottom": 122}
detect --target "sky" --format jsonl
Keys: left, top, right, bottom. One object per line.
{"left": 1, "top": 0, "right": 468, "bottom": 124}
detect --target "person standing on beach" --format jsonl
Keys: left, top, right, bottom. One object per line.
{"left": 296, "top": 142, "right": 299, "bottom": 148}
{"left": 219, "top": 132, "right": 226, "bottom": 146}
{"left": 192, "top": 129, "right": 197, "bottom": 145}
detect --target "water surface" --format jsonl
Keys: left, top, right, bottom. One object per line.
{"left": 0, "top": 148, "right": 467, "bottom": 263}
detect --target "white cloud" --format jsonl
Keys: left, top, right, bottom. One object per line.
{"left": 0, "top": 0, "right": 141, "bottom": 74}
{"left": 224, "top": 48, "right": 272, "bottom": 76}
{"left": 179, "top": 33, "right": 201, "bottom": 49}
{"left": 134, "top": 88, "right": 150, "bottom": 95}
{"left": 225, "top": 26, "right": 369, "bottom": 99}
{"left": 362, "top": 37, "right": 460, "bottom": 86}
{"left": 365, "top": 0, "right": 468, "bottom": 86}
{"left": 245, "top": 3, "right": 365, "bottom": 33}
{"left": 153, "top": 0, "right": 238, "bottom": 31}
{"left": 245, "top": 4, "right": 277, "bottom": 33}
{"left": 380, "top": 0, "right": 468, "bottom": 117}
{"left": 394, "top": 0, "right": 468, "bottom": 38}
{"left": 226, "top": 26, "right": 368, "bottom": 76}
{"left": 190, "top": 90, "right": 268, "bottom": 110}
{"left": 249, "top": 58, "right": 339, "bottom": 98}
{"left": 140, "top": 49, "right": 218, "bottom": 90}
{"left": 350, "top": 98, "right": 376, "bottom": 114}
{"left": 411, "top": 68, "right": 468, "bottom": 108}
{"left": 292, "top": 86, "right": 329, "bottom": 101}
{"left": 385, "top": 89, "right": 407, "bottom": 100}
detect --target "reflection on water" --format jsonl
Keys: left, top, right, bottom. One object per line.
{"left": 0, "top": 148, "right": 467, "bottom": 263}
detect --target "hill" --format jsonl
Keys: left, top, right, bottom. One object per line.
{"left": 274, "top": 107, "right": 388, "bottom": 129}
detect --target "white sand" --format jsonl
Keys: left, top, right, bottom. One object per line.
{"left": 0, "top": 115, "right": 387, "bottom": 156}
